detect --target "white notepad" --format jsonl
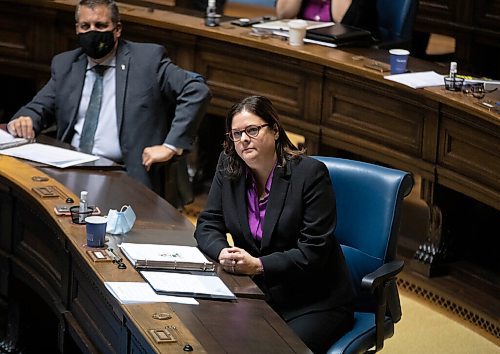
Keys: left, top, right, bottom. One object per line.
{"left": 105, "top": 281, "right": 199, "bottom": 305}
{"left": 0, "top": 129, "right": 31, "bottom": 150}
{"left": 252, "top": 19, "right": 334, "bottom": 31}
{"left": 140, "top": 271, "right": 236, "bottom": 300}
{"left": 0, "top": 142, "right": 99, "bottom": 168}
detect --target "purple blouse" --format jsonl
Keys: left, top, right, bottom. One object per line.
{"left": 302, "top": 0, "right": 332, "bottom": 22}
{"left": 246, "top": 166, "right": 276, "bottom": 242}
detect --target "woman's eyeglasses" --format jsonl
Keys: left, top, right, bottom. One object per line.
{"left": 227, "top": 124, "right": 270, "bottom": 142}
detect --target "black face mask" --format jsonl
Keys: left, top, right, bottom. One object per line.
{"left": 77, "top": 30, "right": 116, "bottom": 59}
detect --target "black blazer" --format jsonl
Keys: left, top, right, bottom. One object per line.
{"left": 12, "top": 39, "right": 211, "bottom": 189}
{"left": 195, "top": 154, "right": 354, "bottom": 321}
{"left": 342, "top": 0, "right": 379, "bottom": 36}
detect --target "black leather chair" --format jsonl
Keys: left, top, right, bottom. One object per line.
{"left": 375, "top": 0, "right": 418, "bottom": 50}
{"left": 312, "top": 156, "right": 413, "bottom": 354}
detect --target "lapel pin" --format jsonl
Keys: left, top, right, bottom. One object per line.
{"left": 121, "top": 64, "right": 125, "bottom": 70}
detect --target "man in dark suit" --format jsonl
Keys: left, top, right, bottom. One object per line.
{"left": 195, "top": 96, "right": 354, "bottom": 354}
{"left": 7, "top": 0, "right": 211, "bottom": 204}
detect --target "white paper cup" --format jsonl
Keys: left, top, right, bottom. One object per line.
{"left": 288, "top": 19, "right": 308, "bottom": 46}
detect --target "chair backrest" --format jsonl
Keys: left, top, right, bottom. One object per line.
{"left": 377, "top": 0, "right": 418, "bottom": 46}
{"left": 312, "top": 157, "right": 413, "bottom": 303}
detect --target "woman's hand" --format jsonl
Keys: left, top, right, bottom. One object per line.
{"left": 219, "top": 247, "right": 263, "bottom": 275}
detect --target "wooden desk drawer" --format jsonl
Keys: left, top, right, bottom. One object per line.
{"left": 437, "top": 108, "right": 500, "bottom": 209}
{"left": 321, "top": 70, "right": 438, "bottom": 174}
{"left": 196, "top": 39, "right": 323, "bottom": 134}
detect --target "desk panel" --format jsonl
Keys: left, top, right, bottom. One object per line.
{"left": 196, "top": 37, "right": 323, "bottom": 151}
{"left": 169, "top": 299, "right": 308, "bottom": 353}
{"left": 322, "top": 69, "right": 438, "bottom": 178}
{"left": 437, "top": 108, "right": 500, "bottom": 209}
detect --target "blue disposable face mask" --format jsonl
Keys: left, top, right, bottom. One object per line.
{"left": 106, "top": 205, "right": 136, "bottom": 235}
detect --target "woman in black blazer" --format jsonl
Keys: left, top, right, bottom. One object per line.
{"left": 194, "top": 96, "right": 354, "bottom": 353}
{"left": 276, "top": 0, "right": 379, "bottom": 38}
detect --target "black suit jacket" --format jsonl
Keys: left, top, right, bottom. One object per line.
{"left": 195, "top": 154, "right": 354, "bottom": 321}
{"left": 342, "top": 0, "right": 379, "bottom": 38}
{"left": 12, "top": 39, "right": 211, "bottom": 189}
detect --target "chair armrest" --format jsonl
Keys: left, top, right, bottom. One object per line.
{"left": 361, "top": 260, "right": 404, "bottom": 292}
{"left": 359, "top": 260, "right": 404, "bottom": 352}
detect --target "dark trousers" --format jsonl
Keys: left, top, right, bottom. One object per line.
{"left": 287, "top": 306, "right": 354, "bottom": 354}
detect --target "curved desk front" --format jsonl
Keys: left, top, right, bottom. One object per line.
{"left": 0, "top": 156, "right": 308, "bottom": 353}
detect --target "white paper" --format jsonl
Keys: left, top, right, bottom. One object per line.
{"left": 105, "top": 281, "right": 198, "bottom": 305}
{"left": 384, "top": 71, "right": 445, "bottom": 89}
{"left": 271, "top": 30, "right": 338, "bottom": 48}
{"left": 0, "top": 129, "right": 30, "bottom": 149}
{"left": 120, "top": 243, "right": 211, "bottom": 266}
{"left": 0, "top": 142, "right": 99, "bottom": 168}
{"left": 253, "top": 19, "right": 334, "bottom": 31}
{"left": 141, "top": 271, "right": 236, "bottom": 300}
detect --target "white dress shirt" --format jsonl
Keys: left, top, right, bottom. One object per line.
{"left": 71, "top": 57, "right": 123, "bottom": 162}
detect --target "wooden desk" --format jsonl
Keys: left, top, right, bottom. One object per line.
{"left": 415, "top": 0, "right": 500, "bottom": 79}
{"left": 1, "top": 0, "right": 498, "bottom": 339}
{"left": 0, "top": 156, "right": 308, "bottom": 353}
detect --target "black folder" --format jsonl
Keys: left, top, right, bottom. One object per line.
{"left": 306, "top": 24, "right": 374, "bottom": 47}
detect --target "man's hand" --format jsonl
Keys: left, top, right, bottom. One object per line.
{"left": 7, "top": 116, "right": 35, "bottom": 139}
{"left": 142, "top": 145, "right": 176, "bottom": 171}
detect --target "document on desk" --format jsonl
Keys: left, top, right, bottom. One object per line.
{"left": 252, "top": 19, "right": 333, "bottom": 31}
{"left": 140, "top": 271, "right": 237, "bottom": 300}
{"left": 0, "top": 142, "right": 99, "bottom": 168}
{"left": 120, "top": 243, "right": 215, "bottom": 272}
{"left": 271, "top": 30, "right": 338, "bottom": 48}
{"left": 384, "top": 71, "right": 445, "bottom": 89}
{"left": 0, "top": 129, "right": 32, "bottom": 150}
{"left": 104, "top": 281, "right": 199, "bottom": 305}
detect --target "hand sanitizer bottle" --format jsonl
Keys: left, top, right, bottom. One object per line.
{"left": 79, "top": 190, "right": 88, "bottom": 223}
{"left": 205, "top": 0, "right": 219, "bottom": 27}
{"left": 449, "top": 62, "right": 457, "bottom": 90}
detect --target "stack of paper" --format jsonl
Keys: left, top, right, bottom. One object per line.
{"left": 104, "top": 281, "right": 198, "bottom": 305}
{"left": 0, "top": 141, "right": 99, "bottom": 168}
{"left": 140, "top": 271, "right": 236, "bottom": 300}
{"left": 252, "top": 19, "right": 333, "bottom": 31}
{"left": 384, "top": 71, "right": 445, "bottom": 89}
{"left": 119, "top": 243, "right": 235, "bottom": 300}
{"left": 0, "top": 129, "right": 31, "bottom": 150}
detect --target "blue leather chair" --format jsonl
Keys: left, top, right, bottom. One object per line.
{"left": 376, "top": 0, "right": 419, "bottom": 49}
{"left": 312, "top": 156, "right": 413, "bottom": 354}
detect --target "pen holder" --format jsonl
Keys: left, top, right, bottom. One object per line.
{"left": 70, "top": 206, "right": 94, "bottom": 224}
{"left": 444, "top": 76, "right": 464, "bottom": 91}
